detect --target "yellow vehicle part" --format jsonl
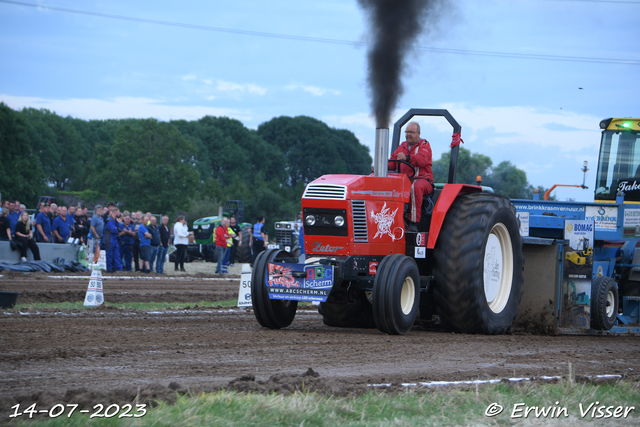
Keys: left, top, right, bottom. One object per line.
{"left": 565, "top": 251, "right": 587, "bottom": 266}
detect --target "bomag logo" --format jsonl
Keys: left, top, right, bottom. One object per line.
{"left": 574, "top": 223, "right": 593, "bottom": 232}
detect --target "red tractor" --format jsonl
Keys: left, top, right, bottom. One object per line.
{"left": 251, "top": 109, "right": 524, "bottom": 334}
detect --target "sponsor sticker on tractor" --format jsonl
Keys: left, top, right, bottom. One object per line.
{"left": 585, "top": 206, "right": 618, "bottom": 231}
{"left": 266, "top": 263, "right": 333, "bottom": 302}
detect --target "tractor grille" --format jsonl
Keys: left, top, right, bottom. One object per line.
{"left": 351, "top": 200, "right": 368, "bottom": 242}
{"left": 303, "top": 184, "right": 347, "bottom": 200}
{"left": 276, "top": 230, "right": 294, "bottom": 246}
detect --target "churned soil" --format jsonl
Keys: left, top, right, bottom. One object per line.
{"left": 1, "top": 269, "right": 639, "bottom": 420}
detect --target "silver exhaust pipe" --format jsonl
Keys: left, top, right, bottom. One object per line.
{"left": 373, "top": 128, "right": 389, "bottom": 177}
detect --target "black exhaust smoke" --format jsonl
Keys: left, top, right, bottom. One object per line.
{"left": 358, "top": 0, "right": 443, "bottom": 128}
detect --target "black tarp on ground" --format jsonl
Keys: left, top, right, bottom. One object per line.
{"left": 0, "top": 258, "right": 89, "bottom": 273}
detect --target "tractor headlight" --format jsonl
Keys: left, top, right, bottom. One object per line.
{"left": 334, "top": 215, "right": 345, "bottom": 227}
{"left": 305, "top": 215, "right": 316, "bottom": 226}
{"left": 201, "top": 224, "right": 210, "bottom": 230}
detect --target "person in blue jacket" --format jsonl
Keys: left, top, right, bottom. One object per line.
{"left": 103, "top": 207, "right": 123, "bottom": 272}
{"left": 36, "top": 204, "right": 52, "bottom": 243}
{"left": 66, "top": 205, "right": 76, "bottom": 240}
{"left": 119, "top": 214, "right": 136, "bottom": 272}
{"left": 52, "top": 206, "right": 71, "bottom": 244}
{"left": 138, "top": 215, "right": 152, "bottom": 273}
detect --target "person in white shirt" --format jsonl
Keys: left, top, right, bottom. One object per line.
{"left": 173, "top": 215, "right": 189, "bottom": 272}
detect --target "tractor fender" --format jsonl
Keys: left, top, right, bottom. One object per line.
{"left": 427, "top": 184, "right": 483, "bottom": 249}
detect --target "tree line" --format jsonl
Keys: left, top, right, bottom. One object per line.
{"left": 0, "top": 103, "right": 373, "bottom": 232}
{"left": 1, "top": 102, "right": 544, "bottom": 233}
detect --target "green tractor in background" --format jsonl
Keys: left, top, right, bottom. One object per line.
{"left": 192, "top": 200, "right": 252, "bottom": 263}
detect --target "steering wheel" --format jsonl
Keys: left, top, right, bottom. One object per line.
{"left": 388, "top": 159, "right": 415, "bottom": 179}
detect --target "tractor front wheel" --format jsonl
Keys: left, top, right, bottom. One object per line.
{"left": 372, "top": 254, "right": 420, "bottom": 335}
{"left": 434, "top": 192, "right": 523, "bottom": 334}
{"left": 591, "top": 276, "right": 618, "bottom": 330}
{"left": 251, "top": 249, "right": 298, "bottom": 329}
{"left": 319, "top": 292, "right": 376, "bottom": 329}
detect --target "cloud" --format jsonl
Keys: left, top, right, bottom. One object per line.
{"left": 0, "top": 94, "right": 253, "bottom": 122}
{"left": 214, "top": 79, "right": 267, "bottom": 95}
{"left": 438, "top": 103, "right": 601, "bottom": 153}
{"left": 541, "top": 122, "right": 586, "bottom": 132}
{"left": 285, "top": 83, "right": 340, "bottom": 97}
{"left": 323, "top": 112, "right": 374, "bottom": 128}
{"left": 181, "top": 75, "right": 267, "bottom": 98}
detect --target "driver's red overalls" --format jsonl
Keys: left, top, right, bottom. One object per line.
{"left": 388, "top": 139, "right": 433, "bottom": 223}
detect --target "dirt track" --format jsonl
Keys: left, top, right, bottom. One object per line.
{"left": 1, "top": 269, "right": 639, "bottom": 419}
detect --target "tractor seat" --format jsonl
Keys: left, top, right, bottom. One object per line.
{"left": 419, "top": 188, "right": 441, "bottom": 232}
{"left": 403, "top": 188, "right": 440, "bottom": 232}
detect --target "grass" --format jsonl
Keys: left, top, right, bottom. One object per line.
{"left": 9, "top": 380, "right": 640, "bottom": 426}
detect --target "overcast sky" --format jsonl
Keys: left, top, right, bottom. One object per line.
{"left": 1, "top": 0, "right": 638, "bottom": 201}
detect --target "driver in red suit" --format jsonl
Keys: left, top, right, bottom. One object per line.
{"left": 388, "top": 121, "right": 433, "bottom": 231}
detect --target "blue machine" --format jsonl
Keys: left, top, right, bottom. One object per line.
{"left": 512, "top": 118, "right": 640, "bottom": 334}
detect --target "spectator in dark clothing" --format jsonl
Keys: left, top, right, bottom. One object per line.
{"left": 147, "top": 216, "right": 161, "bottom": 272}
{"left": 132, "top": 210, "right": 142, "bottom": 271}
{"left": 8, "top": 200, "right": 19, "bottom": 235}
{"left": 66, "top": 205, "right": 76, "bottom": 240}
{"left": 15, "top": 211, "right": 41, "bottom": 261}
{"left": 119, "top": 214, "right": 136, "bottom": 272}
{"left": 104, "top": 207, "right": 123, "bottom": 272}
{"left": 157, "top": 215, "right": 170, "bottom": 274}
{"left": 229, "top": 216, "right": 242, "bottom": 266}
{"left": 48, "top": 203, "right": 58, "bottom": 224}
{"left": 138, "top": 215, "right": 152, "bottom": 273}
{"left": 250, "top": 216, "right": 268, "bottom": 265}
{"left": 102, "top": 201, "right": 116, "bottom": 222}
{"left": 0, "top": 208, "right": 13, "bottom": 242}
{"left": 74, "top": 206, "right": 90, "bottom": 244}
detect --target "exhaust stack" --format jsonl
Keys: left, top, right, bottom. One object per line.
{"left": 374, "top": 128, "right": 389, "bottom": 177}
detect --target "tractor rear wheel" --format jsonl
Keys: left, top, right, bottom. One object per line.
{"left": 319, "top": 292, "right": 376, "bottom": 328}
{"left": 591, "top": 276, "right": 618, "bottom": 330}
{"left": 371, "top": 254, "right": 420, "bottom": 335}
{"left": 237, "top": 225, "right": 252, "bottom": 263}
{"left": 433, "top": 192, "right": 523, "bottom": 334}
{"left": 251, "top": 249, "right": 298, "bottom": 329}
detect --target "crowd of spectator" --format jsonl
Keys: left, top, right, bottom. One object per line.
{"left": 86, "top": 204, "right": 181, "bottom": 274}
{"left": 212, "top": 214, "right": 268, "bottom": 275}
{"left": 0, "top": 199, "right": 186, "bottom": 274}
{"left": 0, "top": 200, "right": 40, "bottom": 261}
{"left": 2, "top": 198, "right": 275, "bottom": 275}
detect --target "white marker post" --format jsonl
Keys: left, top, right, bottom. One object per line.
{"left": 97, "top": 250, "right": 107, "bottom": 270}
{"left": 237, "top": 264, "right": 252, "bottom": 307}
{"left": 84, "top": 265, "right": 105, "bottom": 307}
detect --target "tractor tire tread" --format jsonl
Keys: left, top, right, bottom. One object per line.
{"left": 433, "top": 192, "right": 523, "bottom": 334}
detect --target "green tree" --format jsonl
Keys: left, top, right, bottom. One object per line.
{"left": 258, "top": 116, "right": 372, "bottom": 188}
{"left": 484, "top": 161, "right": 530, "bottom": 199}
{"left": 20, "top": 108, "right": 88, "bottom": 190}
{"left": 433, "top": 147, "right": 492, "bottom": 184}
{"left": 172, "top": 116, "right": 286, "bottom": 186}
{"left": 67, "top": 118, "right": 116, "bottom": 191}
{"left": 90, "top": 119, "right": 200, "bottom": 213}
{"left": 0, "top": 103, "right": 46, "bottom": 203}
